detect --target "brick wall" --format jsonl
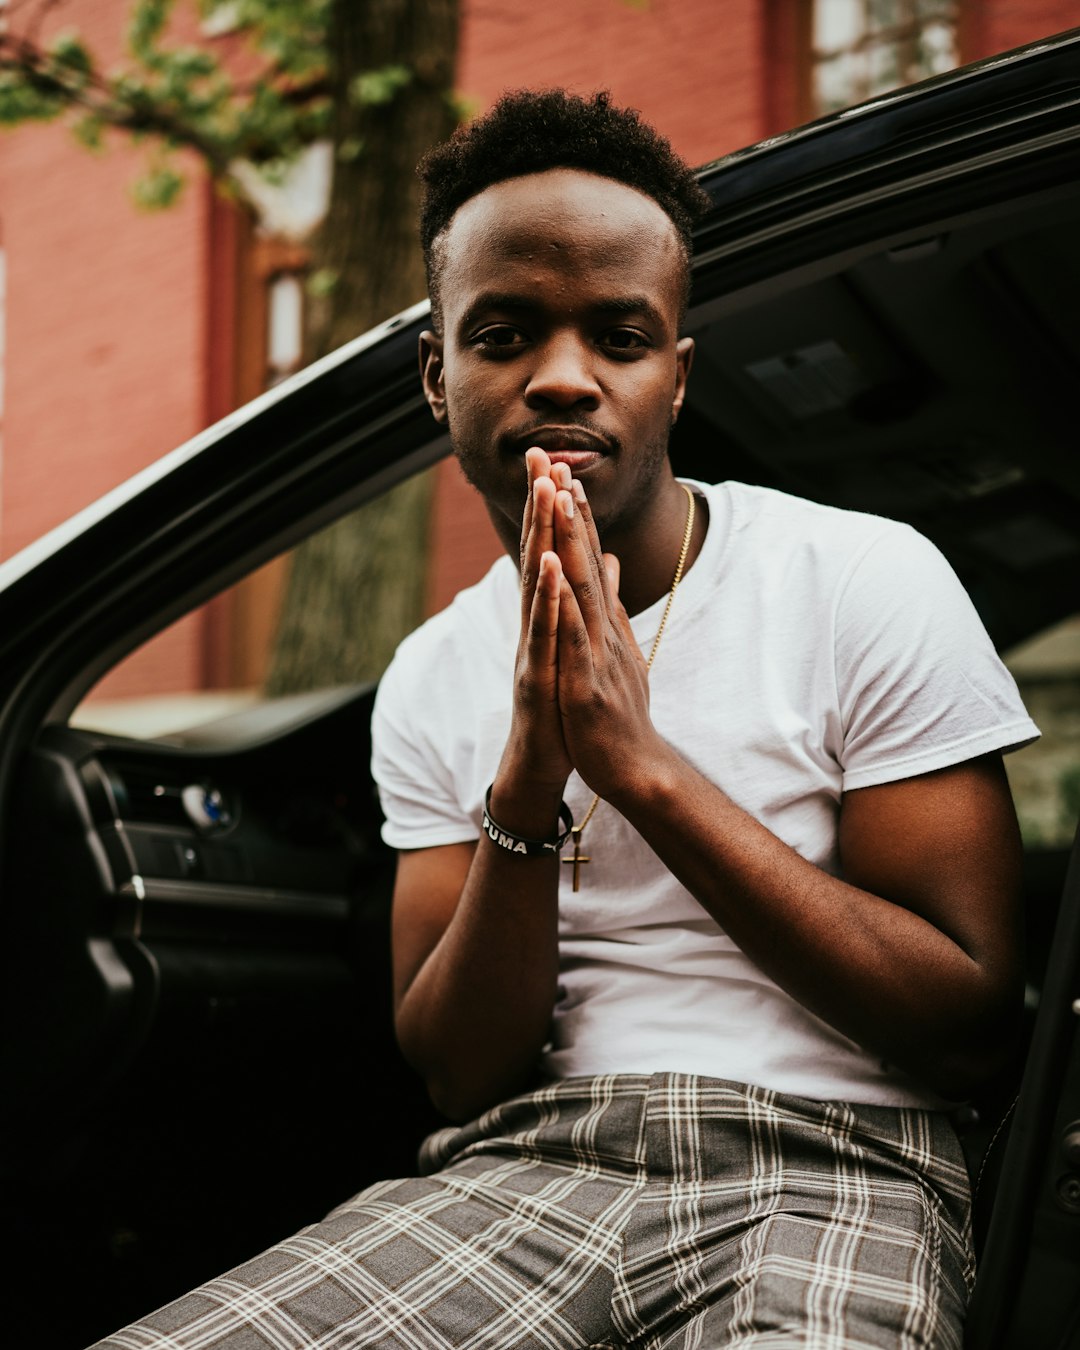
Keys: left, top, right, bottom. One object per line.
{"left": 0, "top": 1, "right": 237, "bottom": 699}
{"left": 964, "top": 0, "right": 1078, "bottom": 62}
{"left": 0, "top": 125, "right": 208, "bottom": 559}
{"left": 0, "top": 0, "right": 214, "bottom": 701}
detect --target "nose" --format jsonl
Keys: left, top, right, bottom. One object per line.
{"left": 524, "top": 334, "right": 601, "bottom": 411}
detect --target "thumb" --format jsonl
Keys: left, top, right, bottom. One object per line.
{"left": 603, "top": 553, "right": 639, "bottom": 649}
{"left": 603, "top": 552, "right": 620, "bottom": 594}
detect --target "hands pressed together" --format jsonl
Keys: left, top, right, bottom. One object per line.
{"left": 507, "top": 448, "right": 660, "bottom": 807}
{"left": 395, "top": 446, "right": 668, "bottom": 1117}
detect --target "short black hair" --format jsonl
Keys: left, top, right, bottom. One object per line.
{"left": 418, "top": 88, "right": 710, "bottom": 328}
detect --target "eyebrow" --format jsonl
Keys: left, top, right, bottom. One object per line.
{"left": 459, "top": 291, "right": 668, "bottom": 330}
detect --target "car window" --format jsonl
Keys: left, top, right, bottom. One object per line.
{"left": 70, "top": 477, "right": 454, "bottom": 742}
{"left": 1002, "top": 614, "right": 1080, "bottom": 849}
{"left": 70, "top": 573, "right": 277, "bottom": 741}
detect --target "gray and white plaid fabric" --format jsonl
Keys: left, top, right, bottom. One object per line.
{"left": 92, "top": 1074, "right": 973, "bottom": 1349}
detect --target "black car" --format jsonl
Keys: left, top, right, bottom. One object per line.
{"left": 1, "top": 30, "right": 1078, "bottom": 1349}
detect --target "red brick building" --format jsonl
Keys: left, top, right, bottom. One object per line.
{"left": 0, "top": 0, "right": 1075, "bottom": 715}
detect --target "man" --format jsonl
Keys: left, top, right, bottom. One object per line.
{"left": 96, "top": 90, "right": 1037, "bottom": 1350}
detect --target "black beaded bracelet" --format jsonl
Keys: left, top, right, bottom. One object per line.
{"left": 482, "top": 785, "right": 574, "bottom": 857}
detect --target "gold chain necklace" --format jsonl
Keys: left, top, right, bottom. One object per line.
{"left": 562, "top": 482, "right": 696, "bottom": 891}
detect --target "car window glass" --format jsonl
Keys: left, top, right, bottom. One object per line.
{"left": 69, "top": 477, "right": 468, "bottom": 742}
{"left": 70, "top": 565, "right": 282, "bottom": 741}
{"left": 1002, "top": 614, "right": 1080, "bottom": 849}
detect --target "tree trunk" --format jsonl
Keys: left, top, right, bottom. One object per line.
{"left": 265, "top": 0, "right": 458, "bottom": 695}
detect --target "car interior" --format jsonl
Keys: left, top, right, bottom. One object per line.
{"left": 2, "top": 109, "right": 1078, "bottom": 1350}
{"left": 675, "top": 178, "right": 1080, "bottom": 1349}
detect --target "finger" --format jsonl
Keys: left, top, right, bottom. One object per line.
{"left": 520, "top": 475, "right": 558, "bottom": 623}
{"left": 604, "top": 552, "right": 645, "bottom": 659}
{"left": 561, "top": 477, "right": 612, "bottom": 623}
{"left": 524, "top": 550, "right": 562, "bottom": 695}
{"left": 520, "top": 447, "right": 550, "bottom": 553}
{"left": 604, "top": 552, "right": 620, "bottom": 594}
{"left": 553, "top": 487, "right": 610, "bottom": 648}
{"left": 525, "top": 446, "right": 551, "bottom": 475}
{"left": 520, "top": 447, "right": 559, "bottom": 552}
{"left": 569, "top": 478, "right": 614, "bottom": 609}
{"left": 555, "top": 558, "right": 591, "bottom": 685}
{"left": 551, "top": 461, "right": 573, "bottom": 491}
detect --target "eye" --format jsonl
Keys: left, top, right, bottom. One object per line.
{"left": 470, "top": 325, "right": 527, "bottom": 354}
{"left": 601, "top": 327, "right": 651, "bottom": 354}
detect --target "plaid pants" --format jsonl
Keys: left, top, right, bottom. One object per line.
{"left": 92, "top": 1074, "right": 974, "bottom": 1349}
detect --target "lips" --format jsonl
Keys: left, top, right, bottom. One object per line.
{"left": 512, "top": 426, "right": 613, "bottom": 467}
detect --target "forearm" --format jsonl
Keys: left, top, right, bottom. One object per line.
{"left": 393, "top": 462, "right": 579, "bottom": 1122}
{"left": 606, "top": 740, "right": 1023, "bottom": 1097}
{"left": 394, "top": 771, "right": 566, "bottom": 1122}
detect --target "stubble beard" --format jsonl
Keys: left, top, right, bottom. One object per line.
{"left": 448, "top": 419, "right": 675, "bottom": 546}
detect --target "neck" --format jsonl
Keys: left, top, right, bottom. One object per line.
{"left": 602, "top": 478, "right": 705, "bottom": 616}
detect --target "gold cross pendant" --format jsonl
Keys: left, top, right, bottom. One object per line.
{"left": 562, "top": 826, "right": 590, "bottom": 892}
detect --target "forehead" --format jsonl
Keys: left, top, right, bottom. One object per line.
{"left": 437, "top": 168, "right": 685, "bottom": 319}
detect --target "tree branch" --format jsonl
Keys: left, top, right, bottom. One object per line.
{"left": 1, "top": 13, "right": 330, "bottom": 181}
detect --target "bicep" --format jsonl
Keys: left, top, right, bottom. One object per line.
{"left": 839, "top": 753, "right": 1024, "bottom": 970}
{"left": 390, "top": 841, "right": 477, "bottom": 1012}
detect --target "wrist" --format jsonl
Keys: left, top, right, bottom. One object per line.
{"left": 601, "top": 733, "right": 682, "bottom": 819}
{"left": 489, "top": 754, "right": 569, "bottom": 841}
{"left": 483, "top": 786, "right": 573, "bottom": 858}
{"left": 502, "top": 711, "right": 572, "bottom": 787}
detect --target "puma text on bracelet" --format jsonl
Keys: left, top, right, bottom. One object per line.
{"left": 482, "top": 786, "right": 574, "bottom": 856}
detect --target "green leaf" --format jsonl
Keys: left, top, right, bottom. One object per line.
{"left": 445, "top": 91, "right": 477, "bottom": 125}
{"left": 1061, "top": 764, "right": 1080, "bottom": 829}
{"left": 349, "top": 65, "right": 412, "bottom": 108}
{"left": 336, "top": 136, "right": 364, "bottom": 162}
{"left": 132, "top": 160, "right": 186, "bottom": 209}
{"left": 254, "top": 155, "right": 293, "bottom": 186}
{"left": 47, "top": 32, "right": 94, "bottom": 79}
{"left": 128, "top": 0, "right": 174, "bottom": 58}
{"left": 72, "top": 113, "right": 107, "bottom": 152}
{"left": 0, "top": 72, "right": 65, "bottom": 124}
{"left": 306, "top": 267, "right": 338, "bottom": 298}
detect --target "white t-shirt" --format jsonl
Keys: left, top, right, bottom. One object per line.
{"left": 372, "top": 481, "right": 1038, "bottom": 1107}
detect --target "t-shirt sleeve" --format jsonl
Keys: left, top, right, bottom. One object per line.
{"left": 371, "top": 644, "right": 481, "bottom": 851}
{"left": 834, "top": 523, "right": 1039, "bottom": 791}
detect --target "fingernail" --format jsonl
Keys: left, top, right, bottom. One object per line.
{"left": 571, "top": 480, "right": 585, "bottom": 503}
{"left": 559, "top": 490, "right": 574, "bottom": 519}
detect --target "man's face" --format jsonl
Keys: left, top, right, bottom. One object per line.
{"left": 420, "top": 169, "right": 694, "bottom": 542}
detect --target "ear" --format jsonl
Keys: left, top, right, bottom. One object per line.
{"left": 419, "top": 331, "right": 447, "bottom": 424}
{"left": 671, "top": 337, "right": 694, "bottom": 425}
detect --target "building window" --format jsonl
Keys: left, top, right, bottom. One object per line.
{"left": 265, "top": 271, "right": 305, "bottom": 386}
{"left": 810, "top": 0, "right": 959, "bottom": 115}
{"left": 235, "top": 231, "right": 310, "bottom": 399}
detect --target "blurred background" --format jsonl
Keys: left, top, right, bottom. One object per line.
{"left": 0, "top": 0, "right": 1076, "bottom": 843}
